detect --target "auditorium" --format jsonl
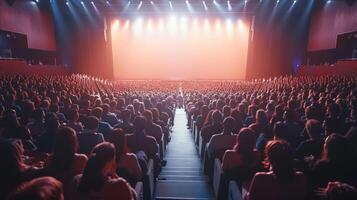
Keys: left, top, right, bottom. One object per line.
{"left": 1, "top": 0, "right": 357, "bottom": 199}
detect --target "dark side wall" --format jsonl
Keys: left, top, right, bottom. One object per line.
{"left": 308, "top": 0, "right": 357, "bottom": 51}
{"left": 50, "top": 0, "right": 113, "bottom": 79}
{"left": 246, "top": 0, "right": 314, "bottom": 79}
{"left": 0, "top": 0, "right": 56, "bottom": 51}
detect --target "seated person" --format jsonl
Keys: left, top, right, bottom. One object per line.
{"left": 0, "top": 139, "right": 40, "bottom": 199}
{"left": 207, "top": 116, "right": 237, "bottom": 158}
{"left": 71, "top": 142, "right": 136, "bottom": 200}
{"left": 7, "top": 176, "right": 64, "bottom": 200}
{"left": 247, "top": 140, "right": 307, "bottom": 200}
{"left": 310, "top": 134, "right": 357, "bottom": 193}
{"left": 91, "top": 107, "right": 113, "bottom": 141}
{"left": 222, "top": 128, "right": 261, "bottom": 183}
{"left": 66, "top": 108, "right": 84, "bottom": 133}
{"left": 201, "top": 110, "right": 223, "bottom": 151}
{"left": 126, "top": 116, "right": 159, "bottom": 157}
{"left": 110, "top": 128, "right": 142, "bottom": 186}
{"left": 44, "top": 127, "right": 87, "bottom": 198}
{"left": 142, "top": 109, "right": 163, "bottom": 144}
{"left": 295, "top": 119, "right": 324, "bottom": 162}
{"left": 77, "top": 116, "right": 104, "bottom": 155}
{"left": 102, "top": 104, "right": 120, "bottom": 127}
{"left": 115, "top": 109, "right": 134, "bottom": 134}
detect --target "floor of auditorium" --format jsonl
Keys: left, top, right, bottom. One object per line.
{"left": 155, "top": 108, "right": 215, "bottom": 199}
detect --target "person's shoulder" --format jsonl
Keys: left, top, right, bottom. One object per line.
{"left": 107, "top": 177, "right": 131, "bottom": 190}
{"left": 75, "top": 153, "right": 88, "bottom": 162}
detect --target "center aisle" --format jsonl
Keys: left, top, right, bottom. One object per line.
{"left": 155, "top": 108, "right": 214, "bottom": 200}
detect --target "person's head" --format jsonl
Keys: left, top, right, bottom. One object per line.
{"left": 327, "top": 103, "right": 340, "bottom": 118}
{"left": 222, "top": 105, "right": 231, "bottom": 117}
{"left": 110, "top": 128, "right": 128, "bottom": 161}
{"left": 49, "top": 104, "right": 60, "bottom": 113}
{"left": 91, "top": 107, "right": 103, "bottom": 119}
{"left": 273, "top": 122, "right": 289, "bottom": 141}
{"left": 120, "top": 109, "right": 132, "bottom": 122}
{"left": 50, "top": 127, "right": 79, "bottom": 172}
{"left": 223, "top": 117, "right": 236, "bottom": 134}
{"left": 234, "top": 128, "right": 256, "bottom": 154}
{"left": 265, "top": 140, "right": 294, "bottom": 182}
{"left": 8, "top": 177, "right": 64, "bottom": 200}
{"left": 78, "top": 142, "right": 116, "bottom": 195}
{"left": 151, "top": 108, "right": 160, "bottom": 122}
{"left": 142, "top": 109, "right": 153, "bottom": 123}
{"left": 44, "top": 113, "right": 60, "bottom": 133}
{"left": 256, "top": 109, "right": 268, "bottom": 125}
{"left": 283, "top": 109, "right": 297, "bottom": 122}
{"left": 212, "top": 110, "right": 223, "bottom": 124}
{"left": 133, "top": 116, "right": 147, "bottom": 133}
{"left": 67, "top": 108, "right": 79, "bottom": 122}
{"left": 101, "top": 104, "right": 110, "bottom": 115}
{"left": 83, "top": 116, "right": 99, "bottom": 131}
{"left": 33, "top": 108, "right": 45, "bottom": 122}
{"left": 323, "top": 134, "right": 354, "bottom": 163}
{"left": 305, "top": 119, "right": 322, "bottom": 140}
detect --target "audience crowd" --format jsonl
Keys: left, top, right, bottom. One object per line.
{"left": 1, "top": 74, "right": 357, "bottom": 200}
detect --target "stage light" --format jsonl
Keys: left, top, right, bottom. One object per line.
{"left": 65, "top": 1, "right": 69, "bottom": 6}
{"left": 137, "top": 1, "right": 142, "bottom": 10}
{"left": 91, "top": 1, "right": 94, "bottom": 5}
{"left": 35, "top": 0, "right": 39, "bottom": 3}
{"left": 227, "top": 1, "right": 232, "bottom": 11}
{"left": 169, "top": 15, "right": 178, "bottom": 33}
{"left": 158, "top": 18, "right": 164, "bottom": 31}
{"left": 169, "top": 1, "right": 173, "bottom": 9}
{"left": 326, "top": 0, "right": 332, "bottom": 4}
{"left": 106, "top": 0, "right": 110, "bottom": 4}
{"left": 123, "top": 20, "right": 130, "bottom": 30}
{"left": 81, "top": 1, "right": 84, "bottom": 5}
{"left": 276, "top": 0, "right": 279, "bottom": 4}
{"left": 245, "top": 0, "right": 248, "bottom": 4}
{"left": 202, "top": 1, "right": 208, "bottom": 10}
{"left": 204, "top": 19, "right": 210, "bottom": 32}
{"left": 150, "top": 1, "right": 154, "bottom": 5}
{"left": 112, "top": 20, "right": 119, "bottom": 30}
{"left": 133, "top": 17, "right": 143, "bottom": 33}
{"left": 293, "top": 0, "right": 297, "bottom": 4}
{"left": 226, "top": 18, "right": 233, "bottom": 34}
{"left": 180, "top": 16, "right": 188, "bottom": 34}
{"left": 215, "top": 19, "right": 222, "bottom": 31}
{"left": 213, "top": 0, "right": 217, "bottom": 4}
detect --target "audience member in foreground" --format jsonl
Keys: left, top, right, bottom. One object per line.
{"left": 7, "top": 177, "right": 64, "bottom": 200}
{"left": 72, "top": 142, "right": 136, "bottom": 200}
{"left": 44, "top": 127, "right": 87, "bottom": 198}
{"left": 247, "top": 140, "right": 306, "bottom": 200}
{"left": 110, "top": 128, "right": 142, "bottom": 186}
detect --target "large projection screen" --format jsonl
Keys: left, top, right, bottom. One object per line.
{"left": 111, "top": 16, "right": 250, "bottom": 80}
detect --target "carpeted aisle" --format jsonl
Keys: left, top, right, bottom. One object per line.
{"left": 155, "top": 108, "right": 214, "bottom": 200}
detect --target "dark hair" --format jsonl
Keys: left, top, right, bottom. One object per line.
{"left": 305, "top": 119, "right": 322, "bottom": 139}
{"left": 212, "top": 110, "right": 223, "bottom": 124}
{"left": 234, "top": 128, "right": 256, "bottom": 164}
{"left": 83, "top": 116, "right": 99, "bottom": 130}
{"left": 91, "top": 107, "right": 103, "bottom": 119}
{"left": 323, "top": 134, "right": 353, "bottom": 163}
{"left": 8, "top": 177, "right": 63, "bottom": 200}
{"left": 66, "top": 109, "right": 79, "bottom": 122}
{"left": 273, "top": 122, "right": 289, "bottom": 141}
{"left": 133, "top": 116, "right": 146, "bottom": 133}
{"left": 49, "top": 127, "right": 78, "bottom": 173}
{"left": 142, "top": 109, "right": 153, "bottom": 122}
{"left": 78, "top": 142, "right": 116, "bottom": 195}
{"left": 223, "top": 117, "right": 236, "bottom": 134}
{"left": 110, "top": 128, "right": 128, "bottom": 162}
{"left": 265, "top": 140, "right": 294, "bottom": 182}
